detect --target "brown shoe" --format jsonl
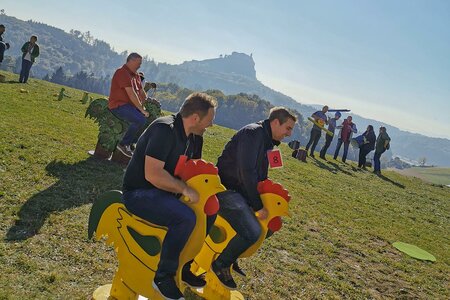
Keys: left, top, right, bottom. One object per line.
{"left": 116, "top": 144, "right": 132, "bottom": 157}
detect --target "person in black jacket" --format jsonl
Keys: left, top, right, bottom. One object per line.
{"left": 358, "top": 125, "right": 376, "bottom": 169}
{"left": 211, "top": 107, "right": 296, "bottom": 289}
{"left": 0, "top": 24, "right": 10, "bottom": 64}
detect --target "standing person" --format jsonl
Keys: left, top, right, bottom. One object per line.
{"left": 123, "top": 92, "right": 217, "bottom": 300}
{"left": 305, "top": 105, "right": 328, "bottom": 158}
{"left": 108, "top": 53, "right": 149, "bottom": 157}
{"left": 19, "top": 35, "right": 40, "bottom": 83}
{"left": 0, "top": 24, "right": 10, "bottom": 64}
{"left": 211, "top": 107, "right": 296, "bottom": 289}
{"left": 319, "top": 111, "right": 341, "bottom": 160}
{"left": 333, "top": 116, "right": 357, "bottom": 162}
{"left": 373, "top": 126, "right": 391, "bottom": 175}
{"left": 358, "top": 125, "right": 376, "bottom": 169}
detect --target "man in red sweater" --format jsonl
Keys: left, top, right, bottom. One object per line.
{"left": 108, "top": 53, "right": 149, "bottom": 157}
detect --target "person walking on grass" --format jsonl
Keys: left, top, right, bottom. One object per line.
{"left": 319, "top": 111, "right": 341, "bottom": 160}
{"left": 108, "top": 52, "right": 149, "bottom": 157}
{"left": 305, "top": 105, "right": 328, "bottom": 158}
{"left": 358, "top": 125, "right": 376, "bottom": 169}
{"left": 19, "top": 35, "right": 39, "bottom": 83}
{"left": 373, "top": 126, "right": 391, "bottom": 175}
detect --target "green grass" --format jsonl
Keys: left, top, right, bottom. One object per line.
{"left": 1, "top": 71, "right": 449, "bottom": 299}
{"left": 402, "top": 167, "right": 450, "bottom": 186}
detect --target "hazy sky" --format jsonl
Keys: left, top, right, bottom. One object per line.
{"left": 2, "top": 0, "right": 449, "bottom": 139}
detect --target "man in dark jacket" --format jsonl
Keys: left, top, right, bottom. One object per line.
{"left": 373, "top": 126, "right": 391, "bottom": 175}
{"left": 0, "top": 24, "right": 10, "bottom": 64}
{"left": 305, "top": 105, "right": 328, "bottom": 157}
{"left": 19, "top": 35, "right": 40, "bottom": 83}
{"left": 211, "top": 107, "right": 296, "bottom": 289}
{"left": 358, "top": 125, "right": 376, "bottom": 169}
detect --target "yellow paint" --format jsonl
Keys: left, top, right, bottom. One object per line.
{"left": 91, "top": 162, "right": 225, "bottom": 300}
{"left": 192, "top": 181, "right": 291, "bottom": 299}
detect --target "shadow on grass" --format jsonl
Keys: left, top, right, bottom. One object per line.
{"left": 311, "top": 157, "right": 355, "bottom": 177}
{"left": 376, "top": 173, "right": 406, "bottom": 189}
{"left": 5, "top": 157, "right": 124, "bottom": 241}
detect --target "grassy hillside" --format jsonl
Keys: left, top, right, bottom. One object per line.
{"left": 392, "top": 167, "right": 450, "bottom": 186}
{"left": 0, "top": 72, "right": 449, "bottom": 299}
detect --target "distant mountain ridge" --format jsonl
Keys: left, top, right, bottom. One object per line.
{"left": 1, "top": 13, "right": 449, "bottom": 166}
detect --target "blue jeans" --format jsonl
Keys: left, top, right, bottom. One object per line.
{"left": 19, "top": 59, "right": 33, "bottom": 83}
{"left": 123, "top": 188, "right": 196, "bottom": 279}
{"left": 214, "top": 191, "right": 262, "bottom": 268}
{"left": 110, "top": 104, "right": 147, "bottom": 146}
{"left": 334, "top": 138, "right": 350, "bottom": 162}
{"left": 373, "top": 150, "right": 385, "bottom": 172}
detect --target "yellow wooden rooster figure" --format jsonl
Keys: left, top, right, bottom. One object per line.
{"left": 88, "top": 159, "right": 225, "bottom": 300}
{"left": 190, "top": 179, "right": 291, "bottom": 299}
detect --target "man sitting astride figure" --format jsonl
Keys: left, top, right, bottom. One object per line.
{"left": 305, "top": 105, "right": 328, "bottom": 158}
{"left": 211, "top": 107, "right": 296, "bottom": 289}
{"left": 122, "top": 92, "right": 217, "bottom": 300}
{"left": 319, "top": 111, "right": 341, "bottom": 160}
{"left": 108, "top": 53, "right": 149, "bottom": 157}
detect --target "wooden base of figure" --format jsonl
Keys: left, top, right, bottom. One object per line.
{"left": 89, "top": 141, "right": 112, "bottom": 160}
{"left": 92, "top": 284, "right": 112, "bottom": 300}
{"left": 111, "top": 149, "right": 131, "bottom": 165}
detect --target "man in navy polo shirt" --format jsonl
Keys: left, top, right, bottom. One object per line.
{"left": 122, "top": 92, "right": 217, "bottom": 300}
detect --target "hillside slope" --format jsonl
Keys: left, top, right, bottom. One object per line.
{"left": 0, "top": 73, "right": 449, "bottom": 299}
{"left": 1, "top": 13, "right": 449, "bottom": 166}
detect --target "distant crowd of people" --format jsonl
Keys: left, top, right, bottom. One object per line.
{"left": 306, "top": 105, "right": 391, "bottom": 175}
{"left": 0, "top": 24, "right": 40, "bottom": 83}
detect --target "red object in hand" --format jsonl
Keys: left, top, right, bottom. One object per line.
{"left": 204, "top": 195, "right": 220, "bottom": 216}
{"left": 268, "top": 216, "right": 282, "bottom": 232}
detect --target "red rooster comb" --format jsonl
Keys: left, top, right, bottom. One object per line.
{"left": 257, "top": 179, "right": 291, "bottom": 202}
{"left": 174, "top": 158, "right": 219, "bottom": 182}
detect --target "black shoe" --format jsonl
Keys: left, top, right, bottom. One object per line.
{"left": 232, "top": 261, "right": 246, "bottom": 278}
{"left": 309, "top": 153, "right": 315, "bottom": 158}
{"left": 182, "top": 267, "right": 206, "bottom": 288}
{"left": 319, "top": 155, "right": 326, "bottom": 160}
{"left": 152, "top": 277, "right": 185, "bottom": 300}
{"left": 212, "top": 261, "right": 237, "bottom": 290}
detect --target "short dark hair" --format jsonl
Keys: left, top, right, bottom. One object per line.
{"left": 126, "top": 52, "right": 142, "bottom": 62}
{"left": 269, "top": 107, "right": 297, "bottom": 124}
{"left": 31, "top": 35, "right": 37, "bottom": 40}
{"left": 0, "top": 24, "right": 5, "bottom": 29}
{"left": 179, "top": 92, "right": 217, "bottom": 118}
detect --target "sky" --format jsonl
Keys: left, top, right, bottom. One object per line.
{"left": 2, "top": 0, "right": 449, "bottom": 139}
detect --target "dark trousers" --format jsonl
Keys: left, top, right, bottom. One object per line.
{"left": 19, "top": 59, "right": 33, "bottom": 83}
{"left": 214, "top": 191, "right": 262, "bottom": 268}
{"left": 111, "top": 104, "right": 147, "bottom": 146}
{"left": 319, "top": 134, "right": 333, "bottom": 158}
{"left": 373, "top": 150, "right": 385, "bottom": 172}
{"left": 123, "top": 188, "right": 197, "bottom": 279}
{"left": 305, "top": 129, "right": 322, "bottom": 155}
{"left": 334, "top": 138, "right": 350, "bottom": 162}
{"left": 0, "top": 42, "right": 6, "bottom": 63}
{"left": 358, "top": 146, "right": 373, "bottom": 167}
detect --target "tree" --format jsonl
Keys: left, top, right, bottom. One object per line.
{"left": 51, "top": 66, "right": 66, "bottom": 85}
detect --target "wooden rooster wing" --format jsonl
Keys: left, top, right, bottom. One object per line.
{"left": 191, "top": 179, "right": 291, "bottom": 300}
{"left": 88, "top": 158, "right": 225, "bottom": 300}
